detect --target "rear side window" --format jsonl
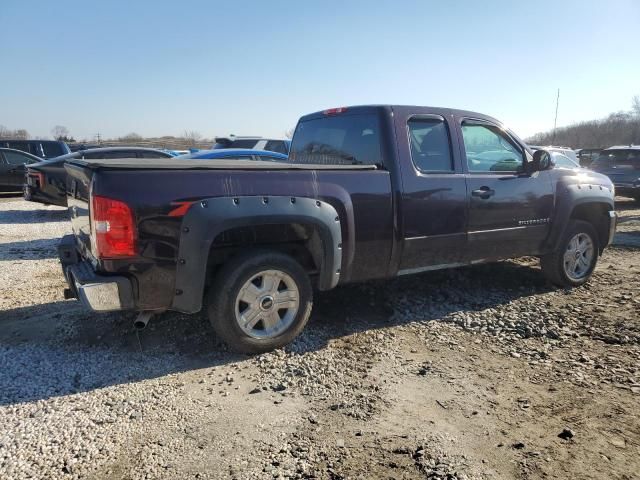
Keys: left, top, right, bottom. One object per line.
{"left": 84, "top": 151, "right": 138, "bottom": 159}
{"left": 264, "top": 140, "right": 288, "bottom": 155}
{"left": 41, "top": 142, "right": 65, "bottom": 158}
{"left": 228, "top": 139, "right": 259, "bottom": 149}
{"left": 4, "top": 141, "right": 31, "bottom": 155}
{"left": 407, "top": 118, "right": 453, "bottom": 172}
{"left": 138, "top": 151, "right": 171, "bottom": 158}
{"left": 290, "top": 114, "right": 382, "bottom": 166}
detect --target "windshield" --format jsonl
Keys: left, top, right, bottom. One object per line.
{"left": 289, "top": 113, "right": 382, "bottom": 166}
{"left": 551, "top": 152, "right": 579, "bottom": 169}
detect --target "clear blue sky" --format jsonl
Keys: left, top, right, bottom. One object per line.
{"left": 1, "top": 0, "right": 638, "bottom": 141}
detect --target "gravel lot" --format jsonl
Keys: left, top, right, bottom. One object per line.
{"left": 0, "top": 196, "right": 638, "bottom": 479}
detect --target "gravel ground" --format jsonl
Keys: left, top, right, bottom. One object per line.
{"left": 0, "top": 197, "right": 638, "bottom": 479}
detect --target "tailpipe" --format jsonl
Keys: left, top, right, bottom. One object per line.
{"left": 133, "top": 311, "right": 154, "bottom": 330}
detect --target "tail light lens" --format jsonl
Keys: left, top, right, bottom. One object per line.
{"left": 29, "top": 171, "right": 45, "bottom": 188}
{"left": 91, "top": 195, "right": 136, "bottom": 258}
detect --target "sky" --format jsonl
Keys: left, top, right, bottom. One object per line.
{"left": 1, "top": 0, "right": 639, "bottom": 141}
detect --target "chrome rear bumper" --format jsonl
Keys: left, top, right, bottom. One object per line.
{"left": 58, "top": 234, "right": 134, "bottom": 312}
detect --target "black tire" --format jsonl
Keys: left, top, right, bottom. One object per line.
{"left": 207, "top": 250, "right": 313, "bottom": 354}
{"left": 540, "top": 220, "right": 599, "bottom": 288}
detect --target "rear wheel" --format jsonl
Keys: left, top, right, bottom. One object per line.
{"left": 207, "top": 251, "right": 313, "bottom": 353}
{"left": 540, "top": 220, "right": 599, "bottom": 287}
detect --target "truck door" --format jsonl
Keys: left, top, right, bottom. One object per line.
{"left": 395, "top": 113, "right": 469, "bottom": 272}
{"left": 459, "top": 119, "right": 554, "bottom": 259}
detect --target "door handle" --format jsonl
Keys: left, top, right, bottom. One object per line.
{"left": 471, "top": 187, "right": 495, "bottom": 199}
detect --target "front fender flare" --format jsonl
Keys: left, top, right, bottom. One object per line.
{"left": 171, "top": 196, "right": 342, "bottom": 313}
{"left": 546, "top": 183, "right": 615, "bottom": 252}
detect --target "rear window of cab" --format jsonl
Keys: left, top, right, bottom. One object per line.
{"left": 289, "top": 114, "right": 382, "bottom": 166}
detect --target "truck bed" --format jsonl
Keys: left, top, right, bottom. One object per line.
{"left": 67, "top": 158, "right": 378, "bottom": 171}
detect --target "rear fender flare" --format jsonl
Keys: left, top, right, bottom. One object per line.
{"left": 171, "top": 196, "right": 342, "bottom": 313}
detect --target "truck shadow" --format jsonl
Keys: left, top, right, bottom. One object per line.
{"left": 0, "top": 207, "right": 68, "bottom": 224}
{"left": 0, "top": 259, "right": 552, "bottom": 407}
{"left": 0, "top": 238, "right": 60, "bottom": 260}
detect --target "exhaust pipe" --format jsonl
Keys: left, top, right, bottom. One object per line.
{"left": 133, "top": 311, "right": 154, "bottom": 330}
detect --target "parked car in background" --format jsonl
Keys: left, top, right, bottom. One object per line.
{"left": 0, "top": 139, "right": 70, "bottom": 159}
{"left": 213, "top": 136, "right": 290, "bottom": 155}
{"left": 25, "top": 147, "right": 173, "bottom": 206}
{"left": 550, "top": 151, "right": 581, "bottom": 169}
{"left": 68, "top": 143, "right": 102, "bottom": 152}
{"left": 529, "top": 145, "right": 579, "bottom": 164}
{"left": 0, "top": 148, "right": 41, "bottom": 191}
{"left": 58, "top": 105, "right": 616, "bottom": 354}
{"left": 589, "top": 146, "right": 640, "bottom": 202}
{"left": 576, "top": 148, "right": 602, "bottom": 167}
{"left": 178, "top": 148, "right": 288, "bottom": 162}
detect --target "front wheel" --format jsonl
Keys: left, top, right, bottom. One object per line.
{"left": 207, "top": 251, "right": 313, "bottom": 354}
{"left": 540, "top": 220, "right": 599, "bottom": 287}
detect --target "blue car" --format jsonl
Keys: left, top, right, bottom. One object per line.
{"left": 178, "top": 148, "right": 288, "bottom": 162}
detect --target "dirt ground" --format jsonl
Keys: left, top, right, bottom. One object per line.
{"left": 0, "top": 196, "right": 638, "bottom": 480}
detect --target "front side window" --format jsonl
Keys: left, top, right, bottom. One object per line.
{"left": 407, "top": 118, "right": 453, "bottom": 172}
{"left": 290, "top": 113, "right": 382, "bottom": 166}
{"left": 462, "top": 123, "right": 523, "bottom": 173}
{"left": 4, "top": 150, "right": 35, "bottom": 165}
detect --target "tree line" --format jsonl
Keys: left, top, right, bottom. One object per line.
{"left": 0, "top": 125, "right": 209, "bottom": 147}
{"left": 526, "top": 96, "right": 640, "bottom": 148}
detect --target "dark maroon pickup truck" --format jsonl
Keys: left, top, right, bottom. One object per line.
{"left": 58, "top": 105, "right": 617, "bottom": 352}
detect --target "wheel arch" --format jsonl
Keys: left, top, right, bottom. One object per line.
{"left": 171, "top": 196, "right": 342, "bottom": 313}
{"left": 547, "top": 183, "right": 614, "bottom": 254}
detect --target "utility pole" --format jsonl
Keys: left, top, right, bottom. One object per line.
{"left": 552, "top": 89, "right": 560, "bottom": 145}
{"left": 94, "top": 133, "right": 102, "bottom": 144}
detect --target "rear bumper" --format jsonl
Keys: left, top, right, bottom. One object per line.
{"left": 58, "top": 234, "right": 134, "bottom": 312}
{"left": 606, "top": 210, "right": 617, "bottom": 247}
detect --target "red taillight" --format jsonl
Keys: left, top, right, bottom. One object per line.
{"left": 91, "top": 195, "right": 136, "bottom": 258}
{"left": 29, "top": 171, "right": 45, "bottom": 188}
{"left": 323, "top": 107, "right": 348, "bottom": 115}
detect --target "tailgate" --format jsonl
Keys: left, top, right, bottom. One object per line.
{"left": 64, "top": 162, "right": 94, "bottom": 259}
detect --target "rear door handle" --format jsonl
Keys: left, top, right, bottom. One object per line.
{"left": 471, "top": 187, "right": 495, "bottom": 199}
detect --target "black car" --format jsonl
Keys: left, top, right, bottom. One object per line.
{"left": 589, "top": 146, "right": 640, "bottom": 201}
{"left": 0, "top": 148, "right": 41, "bottom": 191}
{"left": 0, "top": 140, "right": 70, "bottom": 159}
{"left": 25, "top": 147, "right": 174, "bottom": 206}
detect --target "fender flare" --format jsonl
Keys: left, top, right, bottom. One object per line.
{"left": 546, "top": 183, "right": 615, "bottom": 252}
{"left": 171, "top": 196, "right": 342, "bottom": 313}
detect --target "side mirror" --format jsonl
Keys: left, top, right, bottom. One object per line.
{"left": 530, "top": 149, "right": 552, "bottom": 173}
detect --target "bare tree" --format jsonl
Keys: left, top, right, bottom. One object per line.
{"left": 51, "top": 125, "right": 70, "bottom": 141}
{"left": 13, "top": 129, "right": 30, "bottom": 140}
{"left": 632, "top": 95, "right": 640, "bottom": 117}
{"left": 183, "top": 130, "right": 202, "bottom": 147}
{"left": 120, "top": 132, "right": 143, "bottom": 141}
{"left": 284, "top": 128, "right": 294, "bottom": 139}
{"left": 0, "top": 125, "right": 9, "bottom": 139}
